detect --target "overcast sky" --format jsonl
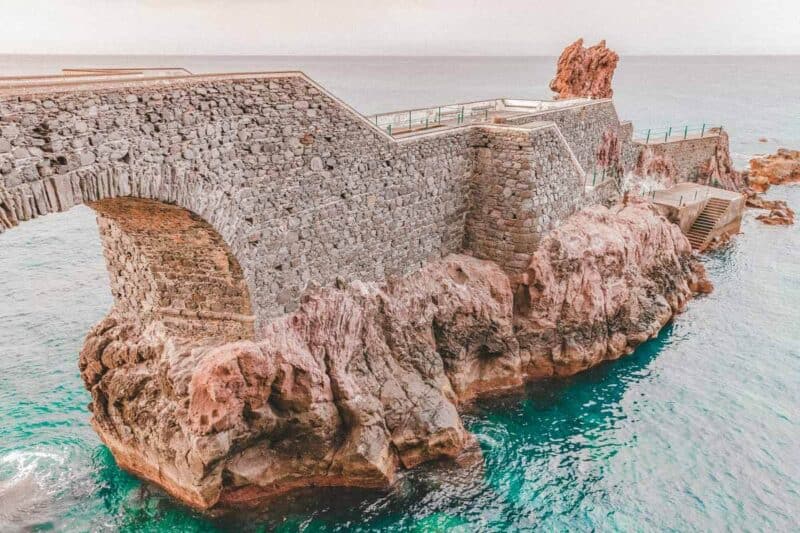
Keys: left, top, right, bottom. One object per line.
{"left": 3, "top": 0, "right": 799, "bottom": 56}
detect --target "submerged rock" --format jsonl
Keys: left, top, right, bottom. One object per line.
{"left": 550, "top": 38, "right": 619, "bottom": 100}
{"left": 80, "top": 201, "right": 710, "bottom": 512}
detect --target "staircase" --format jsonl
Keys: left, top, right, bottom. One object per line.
{"left": 686, "top": 198, "right": 731, "bottom": 249}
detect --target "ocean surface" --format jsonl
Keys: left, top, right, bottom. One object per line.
{"left": 1, "top": 56, "right": 799, "bottom": 531}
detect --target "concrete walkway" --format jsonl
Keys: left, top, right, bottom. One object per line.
{"left": 652, "top": 182, "right": 740, "bottom": 208}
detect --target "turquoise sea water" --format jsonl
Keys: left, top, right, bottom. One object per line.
{"left": 1, "top": 56, "right": 799, "bottom": 531}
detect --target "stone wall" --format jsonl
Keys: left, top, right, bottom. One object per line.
{"left": 584, "top": 176, "right": 620, "bottom": 206}
{"left": 505, "top": 100, "right": 624, "bottom": 174}
{"left": 641, "top": 135, "right": 721, "bottom": 183}
{"left": 464, "top": 124, "right": 584, "bottom": 277}
{"left": 619, "top": 120, "right": 641, "bottom": 172}
{"left": 93, "top": 197, "right": 255, "bottom": 341}
{"left": 0, "top": 74, "right": 479, "bottom": 328}
{"left": 0, "top": 73, "right": 626, "bottom": 329}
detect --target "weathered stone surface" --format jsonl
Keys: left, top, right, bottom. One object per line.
{"left": 79, "top": 200, "right": 710, "bottom": 512}
{"left": 595, "top": 126, "right": 623, "bottom": 177}
{"left": 748, "top": 148, "right": 800, "bottom": 192}
{"left": 550, "top": 38, "right": 619, "bottom": 100}
{"left": 0, "top": 72, "right": 624, "bottom": 324}
{"left": 515, "top": 199, "right": 711, "bottom": 377}
{"left": 90, "top": 198, "right": 255, "bottom": 340}
{"left": 464, "top": 124, "right": 585, "bottom": 278}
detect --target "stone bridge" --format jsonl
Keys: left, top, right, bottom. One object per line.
{"left": 2, "top": 70, "right": 728, "bottom": 511}
{"left": 0, "top": 71, "right": 632, "bottom": 337}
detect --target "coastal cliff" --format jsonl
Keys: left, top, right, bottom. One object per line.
{"left": 79, "top": 201, "right": 711, "bottom": 511}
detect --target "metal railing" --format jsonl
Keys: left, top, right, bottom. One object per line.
{"left": 638, "top": 185, "right": 710, "bottom": 206}
{"left": 371, "top": 99, "right": 500, "bottom": 136}
{"left": 587, "top": 165, "right": 623, "bottom": 187}
{"left": 635, "top": 124, "right": 723, "bottom": 144}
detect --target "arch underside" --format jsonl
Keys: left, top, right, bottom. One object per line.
{"left": 90, "top": 197, "right": 254, "bottom": 341}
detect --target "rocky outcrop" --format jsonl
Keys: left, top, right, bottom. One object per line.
{"left": 746, "top": 192, "right": 795, "bottom": 225}
{"left": 699, "top": 131, "right": 746, "bottom": 191}
{"left": 79, "top": 201, "right": 710, "bottom": 512}
{"left": 550, "top": 38, "right": 619, "bottom": 100}
{"left": 756, "top": 208, "right": 795, "bottom": 225}
{"left": 748, "top": 149, "right": 800, "bottom": 192}
{"left": 635, "top": 147, "right": 679, "bottom": 187}
{"left": 596, "top": 127, "right": 623, "bottom": 177}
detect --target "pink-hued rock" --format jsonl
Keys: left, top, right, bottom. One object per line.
{"left": 635, "top": 147, "right": 679, "bottom": 187}
{"left": 80, "top": 201, "right": 710, "bottom": 512}
{"left": 550, "top": 38, "right": 619, "bottom": 100}
{"left": 746, "top": 192, "right": 796, "bottom": 225}
{"left": 515, "top": 200, "right": 710, "bottom": 377}
{"left": 596, "top": 127, "right": 623, "bottom": 177}
{"left": 748, "top": 148, "right": 800, "bottom": 192}
{"left": 700, "top": 131, "right": 746, "bottom": 191}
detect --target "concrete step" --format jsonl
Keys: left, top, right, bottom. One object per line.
{"left": 683, "top": 197, "right": 733, "bottom": 249}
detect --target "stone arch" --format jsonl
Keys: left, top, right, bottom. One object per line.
{"left": 0, "top": 161, "right": 258, "bottom": 315}
{"left": 90, "top": 197, "right": 254, "bottom": 341}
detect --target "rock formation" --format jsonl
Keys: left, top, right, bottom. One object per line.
{"left": 698, "top": 131, "right": 746, "bottom": 191}
{"left": 550, "top": 38, "right": 619, "bottom": 99}
{"left": 746, "top": 192, "right": 795, "bottom": 225}
{"left": 635, "top": 147, "right": 679, "bottom": 187}
{"left": 748, "top": 149, "right": 800, "bottom": 192}
{"left": 79, "top": 201, "right": 710, "bottom": 512}
{"left": 596, "top": 127, "right": 623, "bottom": 178}
{"left": 756, "top": 207, "right": 795, "bottom": 226}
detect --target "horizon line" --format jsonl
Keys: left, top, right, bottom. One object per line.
{"left": 2, "top": 52, "right": 800, "bottom": 58}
